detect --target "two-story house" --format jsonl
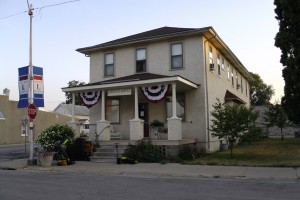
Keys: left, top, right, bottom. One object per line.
{"left": 62, "top": 26, "right": 252, "bottom": 154}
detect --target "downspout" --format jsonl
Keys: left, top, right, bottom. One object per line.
{"left": 203, "top": 34, "right": 217, "bottom": 152}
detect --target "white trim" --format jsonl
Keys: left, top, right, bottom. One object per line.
{"left": 62, "top": 76, "right": 198, "bottom": 92}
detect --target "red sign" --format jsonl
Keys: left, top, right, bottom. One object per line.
{"left": 28, "top": 104, "right": 37, "bottom": 120}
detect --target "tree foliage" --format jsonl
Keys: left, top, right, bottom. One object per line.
{"left": 264, "top": 104, "right": 289, "bottom": 141}
{"left": 249, "top": 72, "right": 274, "bottom": 106}
{"left": 65, "top": 80, "right": 86, "bottom": 105}
{"left": 274, "top": 0, "right": 300, "bottom": 124}
{"left": 210, "top": 100, "right": 259, "bottom": 158}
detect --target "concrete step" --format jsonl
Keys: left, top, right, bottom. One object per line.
{"left": 90, "top": 157, "right": 117, "bottom": 163}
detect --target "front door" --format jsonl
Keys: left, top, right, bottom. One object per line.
{"left": 138, "top": 103, "right": 149, "bottom": 137}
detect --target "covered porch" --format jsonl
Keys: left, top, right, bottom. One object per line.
{"left": 62, "top": 73, "right": 199, "bottom": 143}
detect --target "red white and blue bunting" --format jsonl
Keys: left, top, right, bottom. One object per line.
{"left": 140, "top": 84, "right": 169, "bottom": 103}
{"left": 80, "top": 91, "right": 101, "bottom": 108}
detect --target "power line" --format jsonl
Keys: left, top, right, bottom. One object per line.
{"left": 0, "top": 0, "right": 80, "bottom": 21}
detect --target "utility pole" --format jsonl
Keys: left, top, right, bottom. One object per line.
{"left": 27, "top": 2, "right": 36, "bottom": 165}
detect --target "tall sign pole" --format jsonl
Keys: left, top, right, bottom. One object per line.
{"left": 27, "top": 3, "right": 36, "bottom": 165}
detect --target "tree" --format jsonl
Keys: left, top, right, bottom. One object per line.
{"left": 264, "top": 104, "right": 289, "bottom": 141}
{"left": 249, "top": 72, "right": 274, "bottom": 106}
{"left": 274, "top": 0, "right": 300, "bottom": 124}
{"left": 65, "top": 80, "right": 86, "bottom": 105}
{"left": 210, "top": 100, "right": 259, "bottom": 158}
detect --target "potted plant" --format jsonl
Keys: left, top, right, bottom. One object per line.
{"left": 150, "top": 120, "right": 164, "bottom": 139}
{"left": 35, "top": 124, "right": 75, "bottom": 166}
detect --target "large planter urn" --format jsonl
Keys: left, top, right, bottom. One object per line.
{"left": 39, "top": 154, "right": 54, "bottom": 167}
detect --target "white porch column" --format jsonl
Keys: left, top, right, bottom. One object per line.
{"left": 130, "top": 86, "right": 144, "bottom": 140}
{"left": 68, "top": 92, "right": 79, "bottom": 137}
{"left": 167, "top": 83, "right": 182, "bottom": 140}
{"left": 97, "top": 90, "right": 111, "bottom": 141}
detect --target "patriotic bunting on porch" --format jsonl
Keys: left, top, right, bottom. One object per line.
{"left": 140, "top": 84, "right": 169, "bottom": 103}
{"left": 80, "top": 91, "right": 101, "bottom": 108}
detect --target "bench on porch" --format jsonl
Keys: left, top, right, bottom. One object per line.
{"left": 110, "top": 125, "right": 122, "bottom": 140}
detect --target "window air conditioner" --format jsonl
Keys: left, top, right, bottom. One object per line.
{"left": 210, "top": 63, "right": 215, "bottom": 71}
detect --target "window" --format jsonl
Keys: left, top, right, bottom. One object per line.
{"left": 246, "top": 81, "right": 248, "bottom": 96}
{"left": 236, "top": 72, "right": 239, "bottom": 89}
{"left": 166, "top": 93, "right": 185, "bottom": 120}
{"left": 227, "top": 64, "right": 230, "bottom": 80}
{"left": 171, "top": 43, "right": 183, "bottom": 69}
{"left": 0, "top": 111, "right": 5, "bottom": 120}
{"left": 105, "top": 99, "right": 120, "bottom": 123}
{"left": 104, "top": 53, "right": 114, "bottom": 76}
{"left": 241, "top": 77, "right": 243, "bottom": 93}
{"left": 222, "top": 58, "right": 225, "bottom": 71}
{"left": 136, "top": 48, "right": 146, "bottom": 73}
{"left": 231, "top": 67, "right": 234, "bottom": 86}
{"left": 217, "top": 54, "right": 221, "bottom": 76}
{"left": 84, "top": 124, "right": 89, "bottom": 130}
{"left": 209, "top": 46, "right": 213, "bottom": 65}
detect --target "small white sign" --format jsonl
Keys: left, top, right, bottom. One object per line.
{"left": 108, "top": 89, "right": 132, "bottom": 96}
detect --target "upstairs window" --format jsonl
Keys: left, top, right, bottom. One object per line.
{"left": 209, "top": 46, "right": 213, "bottom": 68}
{"left": 246, "top": 81, "right": 248, "bottom": 96}
{"left": 236, "top": 72, "right": 239, "bottom": 90}
{"left": 104, "top": 53, "right": 114, "bottom": 76}
{"left": 171, "top": 43, "right": 183, "bottom": 69}
{"left": 227, "top": 63, "right": 230, "bottom": 80}
{"left": 221, "top": 57, "right": 225, "bottom": 71}
{"left": 217, "top": 54, "right": 221, "bottom": 76}
{"left": 241, "top": 77, "right": 243, "bottom": 93}
{"left": 231, "top": 67, "right": 234, "bottom": 86}
{"left": 136, "top": 48, "right": 146, "bottom": 73}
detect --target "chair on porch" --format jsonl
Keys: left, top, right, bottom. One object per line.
{"left": 110, "top": 125, "right": 122, "bottom": 140}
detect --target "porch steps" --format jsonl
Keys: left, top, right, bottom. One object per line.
{"left": 90, "top": 144, "right": 127, "bottom": 163}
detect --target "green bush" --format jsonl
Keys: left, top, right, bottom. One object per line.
{"left": 36, "top": 124, "right": 75, "bottom": 152}
{"left": 123, "top": 139, "right": 162, "bottom": 163}
{"left": 67, "top": 138, "right": 96, "bottom": 161}
{"left": 178, "top": 145, "right": 197, "bottom": 161}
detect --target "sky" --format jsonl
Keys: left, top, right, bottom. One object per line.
{"left": 0, "top": 0, "right": 284, "bottom": 110}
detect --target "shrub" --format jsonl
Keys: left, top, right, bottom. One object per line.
{"left": 36, "top": 124, "right": 75, "bottom": 152}
{"left": 178, "top": 145, "right": 197, "bottom": 161}
{"left": 123, "top": 139, "right": 162, "bottom": 163}
{"left": 67, "top": 138, "right": 96, "bottom": 161}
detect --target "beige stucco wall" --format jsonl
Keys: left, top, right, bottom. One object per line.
{"left": 0, "top": 95, "right": 79, "bottom": 145}
{"left": 87, "top": 34, "right": 251, "bottom": 152}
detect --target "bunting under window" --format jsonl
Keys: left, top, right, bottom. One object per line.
{"left": 140, "top": 84, "right": 169, "bottom": 103}
{"left": 80, "top": 91, "right": 101, "bottom": 108}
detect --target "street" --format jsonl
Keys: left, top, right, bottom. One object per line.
{"left": 0, "top": 170, "right": 299, "bottom": 200}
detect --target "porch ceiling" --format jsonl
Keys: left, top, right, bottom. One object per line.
{"left": 62, "top": 73, "right": 199, "bottom": 93}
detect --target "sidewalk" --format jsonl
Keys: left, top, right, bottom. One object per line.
{"left": 1, "top": 159, "right": 299, "bottom": 180}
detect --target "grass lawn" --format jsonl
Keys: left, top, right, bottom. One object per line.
{"left": 189, "top": 138, "right": 300, "bottom": 167}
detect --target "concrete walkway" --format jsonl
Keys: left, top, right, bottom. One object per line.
{"left": 1, "top": 158, "right": 299, "bottom": 180}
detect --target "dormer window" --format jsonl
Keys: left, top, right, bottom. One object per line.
{"left": 136, "top": 48, "right": 146, "bottom": 73}
{"left": 171, "top": 43, "right": 183, "bottom": 69}
{"left": 104, "top": 53, "right": 114, "bottom": 77}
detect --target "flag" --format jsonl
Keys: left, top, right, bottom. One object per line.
{"left": 17, "top": 66, "right": 44, "bottom": 108}
{"left": 18, "top": 66, "right": 29, "bottom": 108}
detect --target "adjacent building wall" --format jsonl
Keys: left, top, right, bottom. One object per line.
{"left": 0, "top": 94, "right": 78, "bottom": 145}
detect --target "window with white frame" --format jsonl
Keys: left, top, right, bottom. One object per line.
{"left": 104, "top": 53, "right": 114, "bottom": 76}
{"left": 236, "top": 72, "right": 239, "bottom": 90}
{"left": 171, "top": 43, "right": 183, "bottom": 69}
{"left": 227, "top": 63, "right": 230, "bottom": 80}
{"left": 217, "top": 54, "right": 221, "bottom": 76}
{"left": 166, "top": 93, "right": 185, "bottom": 120}
{"left": 222, "top": 58, "right": 225, "bottom": 71}
{"left": 246, "top": 81, "right": 248, "bottom": 96}
{"left": 231, "top": 67, "right": 234, "bottom": 86}
{"left": 136, "top": 48, "right": 146, "bottom": 73}
{"left": 209, "top": 46, "right": 213, "bottom": 67}
{"left": 105, "top": 99, "right": 120, "bottom": 123}
{"left": 241, "top": 77, "right": 243, "bottom": 93}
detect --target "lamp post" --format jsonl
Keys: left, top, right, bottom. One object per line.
{"left": 27, "top": 3, "right": 37, "bottom": 165}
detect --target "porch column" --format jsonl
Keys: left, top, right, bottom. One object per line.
{"left": 97, "top": 90, "right": 111, "bottom": 141}
{"left": 68, "top": 92, "right": 79, "bottom": 137}
{"left": 167, "top": 83, "right": 182, "bottom": 140}
{"left": 129, "top": 86, "right": 144, "bottom": 140}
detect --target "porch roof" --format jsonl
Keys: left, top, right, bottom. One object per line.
{"left": 224, "top": 90, "right": 246, "bottom": 104}
{"left": 62, "top": 73, "right": 199, "bottom": 93}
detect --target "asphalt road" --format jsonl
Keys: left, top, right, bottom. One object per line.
{"left": 0, "top": 170, "right": 299, "bottom": 200}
